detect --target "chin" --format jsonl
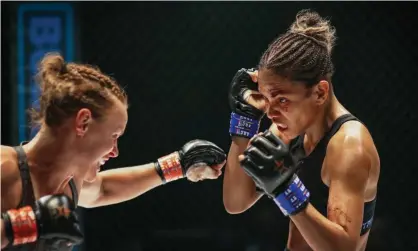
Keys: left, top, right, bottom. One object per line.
{"left": 84, "top": 177, "right": 96, "bottom": 183}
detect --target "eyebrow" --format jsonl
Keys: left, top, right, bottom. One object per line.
{"left": 269, "top": 89, "right": 293, "bottom": 95}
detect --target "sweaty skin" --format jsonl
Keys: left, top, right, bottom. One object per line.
{"left": 223, "top": 70, "right": 380, "bottom": 251}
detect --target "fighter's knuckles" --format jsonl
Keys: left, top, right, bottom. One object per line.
{"left": 263, "top": 130, "right": 284, "bottom": 146}
{"left": 270, "top": 144, "right": 288, "bottom": 160}
{"left": 239, "top": 155, "right": 248, "bottom": 165}
{"left": 251, "top": 135, "right": 269, "bottom": 147}
{"left": 246, "top": 70, "right": 258, "bottom": 83}
{"left": 243, "top": 145, "right": 257, "bottom": 157}
{"left": 186, "top": 164, "right": 220, "bottom": 182}
{"left": 249, "top": 135, "right": 264, "bottom": 147}
{"left": 239, "top": 155, "right": 254, "bottom": 168}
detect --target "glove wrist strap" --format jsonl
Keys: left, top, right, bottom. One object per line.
{"left": 273, "top": 175, "right": 310, "bottom": 216}
{"left": 229, "top": 112, "right": 260, "bottom": 138}
{"left": 3, "top": 207, "right": 38, "bottom": 246}
{"left": 156, "top": 151, "right": 184, "bottom": 183}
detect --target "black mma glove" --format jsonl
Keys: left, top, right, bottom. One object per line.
{"left": 240, "top": 131, "right": 310, "bottom": 216}
{"left": 2, "top": 194, "right": 83, "bottom": 247}
{"left": 228, "top": 68, "right": 265, "bottom": 138}
{"left": 155, "top": 139, "right": 226, "bottom": 183}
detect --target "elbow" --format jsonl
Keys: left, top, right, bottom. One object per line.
{"left": 222, "top": 171, "right": 260, "bottom": 214}
{"left": 223, "top": 201, "right": 246, "bottom": 215}
{"left": 222, "top": 193, "right": 253, "bottom": 215}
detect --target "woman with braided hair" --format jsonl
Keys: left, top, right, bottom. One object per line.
{"left": 1, "top": 53, "right": 226, "bottom": 250}
{"left": 224, "top": 10, "right": 380, "bottom": 251}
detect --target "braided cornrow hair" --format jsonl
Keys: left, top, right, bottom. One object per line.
{"left": 259, "top": 9, "right": 337, "bottom": 87}
{"left": 30, "top": 52, "right": 128, "bottom": 127}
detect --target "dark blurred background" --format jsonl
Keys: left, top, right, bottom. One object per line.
{"left": 1, "top": 1, "right": 417, "bottom": 251}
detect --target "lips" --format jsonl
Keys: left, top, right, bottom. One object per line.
{"left": 277, "top": 123, "right": 288, "bottom": 129}
{"left": 272, "top": 121, "right": 288, "bottom": 131}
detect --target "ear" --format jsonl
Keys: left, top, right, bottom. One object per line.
{"left": 75, "top": 108, "right": 93, "bottom": 137}
{"left": 313, "top": 80, "right": 330, "bottom": 105}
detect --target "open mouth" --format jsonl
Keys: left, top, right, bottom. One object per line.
{"left": 276, "top": 123, "right": 288, "bottom": 131}
{"left": 97, "top": 159, "right": 108, "bottom": 171}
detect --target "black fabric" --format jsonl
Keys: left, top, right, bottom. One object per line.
{"left": 361, "top": 198, "right": 377, "bottom": 235}
{"left": 3, "top": 145, "right": 79, "bottom": 251}
{"left": 68, "top": 179, "right": 78, "bottom": 207}
{"left": 289, "top": 113, "right": 376, "bottom": 236}
{"left": 14, "top": 145, "right": 35, "bottom": 209}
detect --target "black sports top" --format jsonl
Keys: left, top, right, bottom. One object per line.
{"left": 3, "top": 145, "right": 78, "bottom": 251}
{"left": 288, "top": 114, "right": 376, "bottom": 236}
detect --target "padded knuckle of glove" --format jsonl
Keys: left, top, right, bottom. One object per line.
{"left": 181, "top": 140, "right": 226, "bottom": 169}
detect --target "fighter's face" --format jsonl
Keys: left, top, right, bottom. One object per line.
{"left": 76, "top": 100, "right": 128, "bottom": 182}
{"left": 257, "top": 69, "right": 329, "bottom": 139}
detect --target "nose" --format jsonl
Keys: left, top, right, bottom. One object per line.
{"left": 109, "top": 141, "right": 119, "bottom": 158}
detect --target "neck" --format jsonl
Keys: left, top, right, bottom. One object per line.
{"left": 22, "top": 128, "right": 82, "bottom": 195}
{"left": 304, "top": 95, "right": 349, "bottom": 150}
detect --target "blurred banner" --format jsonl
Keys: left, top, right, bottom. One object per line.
{"left": 16, "top": 3, "right": 75, "bottom": 142}
{"left": 15, "top": 4, "right": 80, "bottom": 251}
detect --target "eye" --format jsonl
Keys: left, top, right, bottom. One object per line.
{"left": 279, "top": 98, "right": 289, "bottom": 104}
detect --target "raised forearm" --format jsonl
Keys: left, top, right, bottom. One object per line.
{"left": 93, "top": 163, "right": 163, "bottom": 207}
{"left": 1, "top": 219, "right": 9, "bottom": 249}
{"left": 223, "top": 137, "right": 260, "bottom": 214}
{"left": 290, "top": 204, "right": 357, "bottom": 251}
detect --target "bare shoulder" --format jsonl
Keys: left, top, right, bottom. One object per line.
{"left": 324, "top": 120, "right": 380, "bottom": 199}
{"left": 1, "top": 145, "right": 19, "bottom": 181}
{"left": 329, "top": 120, "right": 380, "bottom": 165}
{"left": 1, "top": 145, "right": 22, "bottom": 211}
{"left": 78, "top": 174, "right": 103, "bottom": 208}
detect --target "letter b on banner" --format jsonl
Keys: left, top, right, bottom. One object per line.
{"left": 17, "top": 4, "right": 75, "bottom": 142}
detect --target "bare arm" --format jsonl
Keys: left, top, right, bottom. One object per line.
{"left": 290, "top": 135, "right": 372, "bottom": 251}
{"left": 223, "top": 121, "right": 289, "bottom": 214}
{"left": 223, "top": 69, "right": 269, "bottom": 214}
{"left": 78, "top": 163, "right": 163, "bottom": 208}
{"left": 79, "top": 159, "right": 225, "bottom": 208}
{"left": 223, "top": 136, "right": 262, "bottom": 214}
{"left": 79, "top": 139, "right": 226, "bottom": 208}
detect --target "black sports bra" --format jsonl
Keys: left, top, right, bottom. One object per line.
{"left": 2, "top": 145, "right": 78, "bottom": 251}
{"left": 288, "top": 114, "right": 376, "bottom": 236}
